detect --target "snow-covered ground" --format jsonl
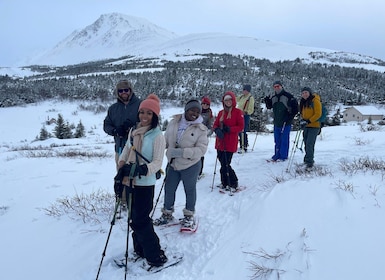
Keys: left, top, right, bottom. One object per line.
{"left": 1, "top": 100, "right": 384, "bottom": 280}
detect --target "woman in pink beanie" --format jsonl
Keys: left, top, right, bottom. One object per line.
{"left": 117, "top": 93, "right": 168, "bottom": 267}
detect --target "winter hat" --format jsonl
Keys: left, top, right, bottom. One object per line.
{"left": 201, "top": 96, "right": 211, "bottom": 105}
{"left": 139, "top": 93, "right": 161, "bottom": 116}
{"left": 185, "top": 99, "right": 202, "bottom": 113}
{"left": 243, "top": 84, "right": 251, "bottom": 92}
{"left": 301, "top": 87, "right": 313, "bottom": 94}
{"left": 273, "top": 81, "right": 282, "bottom": 87}
{"left": 116, "top": 80, "right": 132, "bottom": 91}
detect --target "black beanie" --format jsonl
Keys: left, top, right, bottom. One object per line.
{"left": 301, "top": 87, "right": 312, "bottom": 94}
{"left": 273, "top": 81, "right": 282, "bottom": 87}
{"left": 243, "top": 84, "right": 251, "bottom": 92}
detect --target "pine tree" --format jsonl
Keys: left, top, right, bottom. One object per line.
{"left": 54, "top": 114, "right": 65, "bottom": 139}
{"left": 74, "top": 120, "right": 85, "bottom": 138}
{"left": 39, "top": 125, "right": 50, "bottom": 140}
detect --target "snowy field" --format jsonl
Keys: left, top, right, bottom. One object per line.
{"left": 1, "top": 100, "right": 385, "bottom": 280}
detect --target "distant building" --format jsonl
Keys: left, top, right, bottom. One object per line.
{"left": 343, "top": 106, "right": 384, "bottom": 122}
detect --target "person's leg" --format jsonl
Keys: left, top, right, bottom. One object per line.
{"left": 279, "top": 125, "right": 291, "bottom": 160}
{"left": 130, "top": 186, "right": 162, "bottom": 261}
{"left": 163, "top": 165, "right": 180, "bottom": 211}
{"left": 180, "top": 161, "right": 201, "bottom": 212}
{"left": 304, "top": 127, "right": 320, "bottom": 166}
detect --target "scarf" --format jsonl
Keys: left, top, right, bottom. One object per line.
{"left": 176, "top": 114, "right": 203, "bottom": 145}
{"left": 126, "top": 124, "right": 151, "bottom": 164}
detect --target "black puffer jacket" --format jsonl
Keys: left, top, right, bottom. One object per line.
{"left": 103, "top": 94, "right": 141, "bottom": 153}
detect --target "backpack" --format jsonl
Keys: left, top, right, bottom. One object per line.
{"left": 311, "top": 94, "right": 327, "bottom": 125}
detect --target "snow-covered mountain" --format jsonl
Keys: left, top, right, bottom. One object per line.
{"left": 29, "top": 13, "right": 178, "bottom": 66}
{"left": 26, "top": 13, "right": 384, "bottom": 67}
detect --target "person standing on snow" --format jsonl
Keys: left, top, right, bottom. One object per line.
{"left": 154, "top": 99, "right": 208, "bottom": 229}
{"left": 264, "top": 81, "right": 298, "bottom": 162}
{"left": 299, "top": 87, "right": 322, "bottom": 169}
{"left": 198, "top": 96, "right": 214, "bottom": 179}
{"left": 103, "top": 80, "right": 141, "bottom": 207}
{"left": 237, "top": 84, "right": 255, "bottom": 153}
{"left": 116, "top": 93, "right": 167, "bottom": 267}
{"left": 213, "top": 92, "right": 244, "bottom": 191}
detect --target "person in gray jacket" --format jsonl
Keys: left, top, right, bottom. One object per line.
{"left": 154, "top": 99, "right": 208, "bottom": 229}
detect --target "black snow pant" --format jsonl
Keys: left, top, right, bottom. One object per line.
{"left": 130, "top": 185, "right": 162, "bottom": 262}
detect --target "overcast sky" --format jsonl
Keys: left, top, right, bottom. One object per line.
{"left": 1, "top": 0, "right": 384, "bottom": 66}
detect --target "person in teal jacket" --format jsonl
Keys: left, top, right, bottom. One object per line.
{"left": 117, "top": 93, "right": 167, "bottom": 267}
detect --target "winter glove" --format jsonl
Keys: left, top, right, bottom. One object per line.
{"left": 137, "top": 164, "right": 148, "bottom": 176}
{"left": 300, "top": 119, "right": 310, "bottom": 129}
{"left": 123, "top": 119, "right": 134, "bottom": 130}
{"left": 169, "top": 148, "right": 184, "bottom": 158}
{"left": 115, "top": 125, "right": 127, "bottom": 137}
{"left": 222, "top": 125, "right": 230, "bottom": 133}
{"left": 214, "top": 127, "right": 224, "bottom": 139}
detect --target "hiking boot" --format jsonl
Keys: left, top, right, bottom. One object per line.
{"left": 216, "top": 183, "right": 226, "bottom": 189}
{"left": 147, "top": 250, "right": 168, "bottom": 267}
{"left": 153, "top": 211, "right": 174, "bottom": 226}
{"left": 180, "top": 215, "right": 195, "bottom": 228}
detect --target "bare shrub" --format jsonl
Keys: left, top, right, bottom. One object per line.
{"left": 340, "top": 157, "right": 385, "bottom": 175}
{"left": 41, "top": 189, "right": 115, "bottom": 224}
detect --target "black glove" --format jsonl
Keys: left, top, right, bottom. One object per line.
{"left": 115, "top": 125, "right": 127, "bottom": 137}
{"left": 223, "top": 125, "right": 230, "bottom": 133}
{"left": 215, "top": 127, "right": 224, "bottom": 139}
{"left": 114, "top": 181, "right": 124, "bottom": 198}
{"left": 123, "top": 119, "right": 134, "bottom": 130}
{"left": 299, "top": 119, "right": 310, "bottom": 129}
{"left": 137, "top": 164, "right": 148, "bottom": 176}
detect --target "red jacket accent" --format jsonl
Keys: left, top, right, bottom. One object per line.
{"left": 213, "top": 92, "right": 244, "bottom": 153}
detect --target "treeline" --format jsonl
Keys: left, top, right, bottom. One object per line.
{"left": 1, "top": 53, "right": 385, "bottom": 108}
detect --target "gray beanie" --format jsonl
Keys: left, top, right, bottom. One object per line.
{"left": 185, "top": 99, "right": 202, "bottom": 113}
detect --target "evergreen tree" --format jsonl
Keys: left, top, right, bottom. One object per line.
{"left": 39, "top": 125, "right": 51, "bottom": 140}
{"left": 74, "top": 120, "right": 85, "bottom": 138}
{"left": 54, "top": 114, "right": 65, "bottom": 139}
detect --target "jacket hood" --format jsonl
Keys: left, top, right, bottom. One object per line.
{"left": 222, "top": 91, "right": 237, "bottom": 108}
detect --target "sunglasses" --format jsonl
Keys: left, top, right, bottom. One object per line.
{"left": 118, "top": 88, "right": 130, "bottom": 93}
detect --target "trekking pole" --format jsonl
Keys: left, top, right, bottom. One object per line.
{"left": 210, "top": 157, "right": 218, "bottom": 191}
{"left": 95, "top": 197, "right": 121, "bottom": 280}
{"left": 124, "top": 181, "right": 133, "bottom": 280}
{"left": 150, "top": 160, "right": 172, "bottom": 219}
{"left": 251, "top": 130, "right": 258, "bottom": 151}
{"left": 286, "top": 129, "right": 302, "bottom": 172}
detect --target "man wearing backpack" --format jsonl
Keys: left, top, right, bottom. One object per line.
{"left": 264, "top": 81, "right": 298, "bottom": 161}
{"left": 299, "top": 87, "right": 322, "bottom": 169}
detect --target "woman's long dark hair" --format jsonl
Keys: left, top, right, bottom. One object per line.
{"left": 300, "top": 94, "right": 314, "bottom": 111}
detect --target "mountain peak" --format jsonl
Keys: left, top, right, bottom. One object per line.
{"left": 30, "top": 13, "right": 178, "bottom": 65}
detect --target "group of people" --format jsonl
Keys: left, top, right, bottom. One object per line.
{"left": 264, "top": 81, "right": 322, "bottom": 168}
{"left": 102, "top": 79, "right": 322, "bottom": 267}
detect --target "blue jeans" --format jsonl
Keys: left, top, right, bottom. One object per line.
{"left": 163, "top": 161, "right": 201, "bottom": 212}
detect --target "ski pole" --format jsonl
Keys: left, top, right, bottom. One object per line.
{"left": 150, "top": 160, "right": 172, "bottom": 219}
{"left": 210, "top": 157, "right": 218, "bottom": 191}
{"left": 251, "top": 130, "right": 258, "bottom": 151}
{"left": 124, "top": 181, "right": 133, "bottom": 280}
{"left": 95, "top": 197, "right": 121, "bottom": 280}
{"left": 286, "top": 129, "right": 302, "bottom": 172}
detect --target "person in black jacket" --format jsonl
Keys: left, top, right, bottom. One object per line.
{"left": 103, "top": 79, "right": 141, "bottom": 206}
{"left": 264, "top": 81, "right": 298, "bottom": 161}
